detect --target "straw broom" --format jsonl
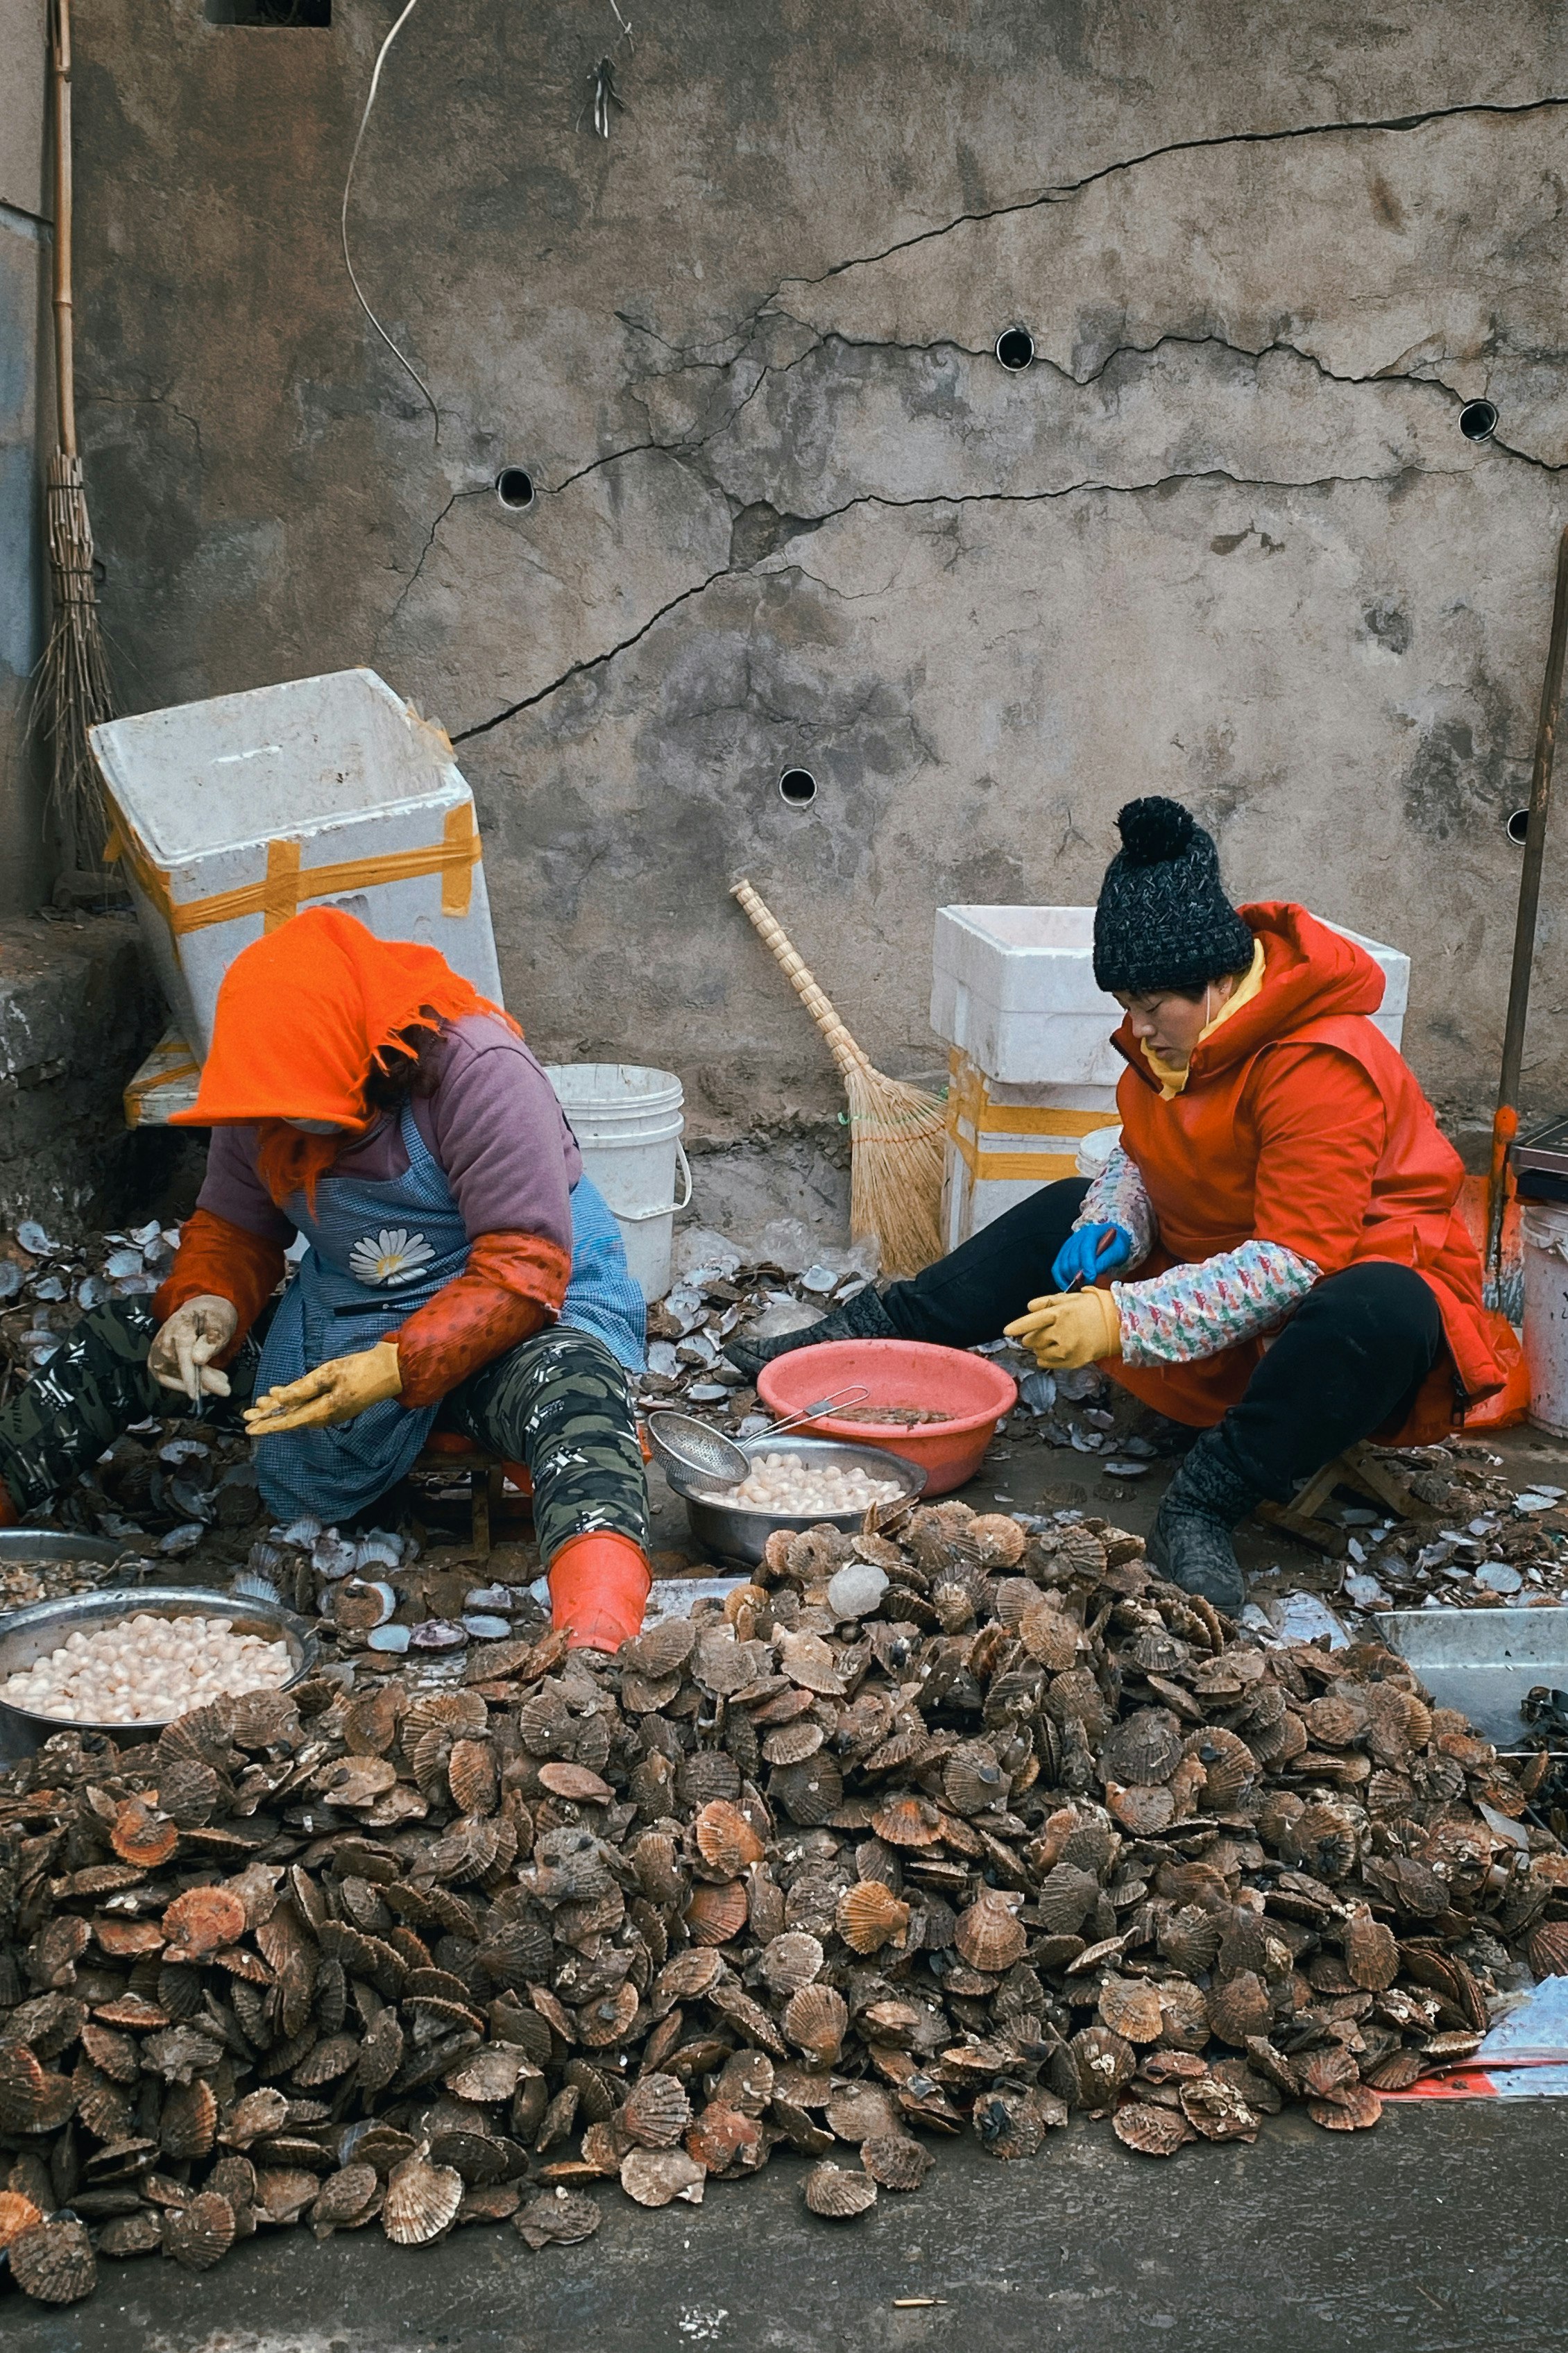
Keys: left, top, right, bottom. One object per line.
{"left": 33, "top": 0, "right": 114, "bottom": 869}
{"left": 731, "top": 878, "right": 945, "bottom": 1277}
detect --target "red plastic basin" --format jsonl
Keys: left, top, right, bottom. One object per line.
{"left": 756, "top": 1340, "right": 1019, "bottom": 1498}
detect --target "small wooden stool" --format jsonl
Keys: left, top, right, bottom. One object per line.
{"left": 413, "top": 1434, "right": 532, "bottom": 1556}
{"left": 1253, "top": 1442, "right": 1438, "bottom": 1558}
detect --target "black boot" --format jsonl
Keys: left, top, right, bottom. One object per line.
{"left": 1147, "top": 1429, "right": 1259, "bottom": 1615}
{"left": 724, "top": 1283, "right": 898, "bottom": 1384}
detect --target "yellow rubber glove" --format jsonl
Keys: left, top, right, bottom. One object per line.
{"left": 148, "top": 1295, "right": 239, "bottom": 1402}
{"left": 1004, "top": 1286, "right": 1121, "bottom": 1370}
{"left": 244, "top": 1340, "right": 403, "bottom": 1436}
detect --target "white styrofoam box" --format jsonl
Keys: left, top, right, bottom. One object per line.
{"left": 941, "top": 1051, "right": 1118, "bottom": 1250}
{"left": 91, "top": 668, "right": 502, "bottom": 1061}
{"left": 1320, "top": 920, "right": 1408, "bottom": 1051}
{"left": 932, "top": 907, "right": 1124, "bottom": 1086}
{"left": 931, "top": 905, "right": 1408, "bottom": 1082}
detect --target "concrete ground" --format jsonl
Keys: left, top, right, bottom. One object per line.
{"left": 6, "top": 2105, "right": 1561, "bottom": 2353}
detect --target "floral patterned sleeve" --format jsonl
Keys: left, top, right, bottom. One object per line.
{"left": 1113, "top": 1240, "right": 1320, "bottom": 1366}
{"left": 1075, "top": 1146, "right": 1157, "bottom": 1268}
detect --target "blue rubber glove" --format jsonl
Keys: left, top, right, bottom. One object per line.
{"left": 1050, "top": 1222, "right": 1133, "bottom": 1291}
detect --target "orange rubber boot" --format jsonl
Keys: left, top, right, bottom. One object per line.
{"left": 548, "top": 1531, "right": 651, "bottom": 1654}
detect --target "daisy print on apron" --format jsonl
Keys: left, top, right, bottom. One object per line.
{"left": 348, "top": 1228, "right": 437, "bottom": 1286}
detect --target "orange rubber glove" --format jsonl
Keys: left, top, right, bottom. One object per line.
{"left": 548, "top": 1531, "right": 651, "bottom": 1654}
{"left": 244, "top": 1340, "right": 403, "bottom": 1436}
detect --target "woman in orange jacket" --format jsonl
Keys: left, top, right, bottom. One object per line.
{"left": 734, "top": 799, "right": 1503, "bottom": 1612}
{"left": 0, "top": 910, "right": 652, "bottom": 1652}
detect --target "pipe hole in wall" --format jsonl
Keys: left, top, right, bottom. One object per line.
{"left": 1459, "top": 400, "right": 1499, "bottom": 443}
{"left": 1508, "top": 808, "right": 1532, "bottom": 845}
{"left": 778, "top": 768, "right": 818, "bottom": 806}
{"left": 995, "top": 328, "right": 1035, "bottom": 372}
{"left": 496, "top": 468, "right": 536, "bottom": 511}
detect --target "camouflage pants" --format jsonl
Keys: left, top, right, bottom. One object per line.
{"left": 0, "top": 1304, "right": 646, "bottom": 1562}
{"left": 444, "top": 1326, "right": 649, "bottom": 1561}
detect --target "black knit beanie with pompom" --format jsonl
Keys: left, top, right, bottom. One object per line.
{"left": 1092, "top": 797, "right": 1256, "bottom": 995}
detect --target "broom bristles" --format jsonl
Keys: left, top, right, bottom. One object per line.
{"left": 841, "top": 1058, "right": 946, "bottom": 1279}
{"left": 35, "top": 454, "right": 114, "bottom": 868}
{"left": 731, "top": 876, "right": 948, "bottom": 1277}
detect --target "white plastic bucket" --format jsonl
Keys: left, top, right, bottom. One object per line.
{"left": 1074, "top": 1123, "right": 1123, "bottom": 1180}
{"left": 1522, "top": 1203, "right": 1568, "bottom": 1436}
{"left": 545, "top": 1064, "right": 692, "bottom": 1304}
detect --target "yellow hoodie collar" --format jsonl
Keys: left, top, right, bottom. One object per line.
{"left": 1140, "top": 937, "right": 1267, "bottom": 1101}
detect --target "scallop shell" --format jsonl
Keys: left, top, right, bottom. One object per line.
{"left": 1527, "top": 1921, "right": 1568, "bottom": 1978}
{"left": 1179, "top": 2075, "right": 1259, "bottom": 2142}
{"left": 871, "top": 1794, "right": 944, "bottom": 1849}
{"left": 954, "top": 1890, "right": 1026, "bottom": 1973}
{"left": 1307, "top": 2084, "right": 1383, "bottom": 2132}
{"left": 826, "top": 2081, "right": 899, "bottom": 2143}
{"left": 693, "top": 1799, "right": 765, "bottom": 1876}
{"left": 1204, "top": 1971, "right": 1272, "bottom": 2048}
{"left": 803, "top": 2161, "right": 878, "bottom": 2219}
{"left": 1157, "top": 1903, "right": 1223, "bottom": 1976}
{"left": 1101, "top": 1708, "right": 1184, "bottom": 1787}
{"left": 1342, "top": 1912, "right": 1399, "bottom": 1991}
{"left": 97, "top": 2212, "right": 165, "bottom": 2258}
{"left": 0, "top": 2191, "right": 42, "bottom": 2249}
{"left": 685, "top": 1880, "right": 749, "bottom": 1947}
{"left": 1113, "top": 2100, "right": 1189, "bottom": 2157}
{"left": 783, "top": 1984, "right": 849, "bottom": 2064}
{"left": 861, "top": 2131, "right": 934, "bottom": 2190}
{"left": 942, "top": 1741, "right": 1010, "bottom": 1817}
{"left": 384, "top": 2151, "right": 464, "bottom": 2245}
{"left": 685, "top": 2103, "right": 765, "bottom": 2176}
{"left": 110, "top": 1798, "right": 178, "bottom": 1869}
{"left": 1098, "top": 1978, "right": 1164, "bottom": 2044}
{"left": 835, "top": 1880, "right": 910, "bottom": 1955}
{"left": 448, "top": 1738, "right": 500, "bottom": 1816}
{"left": 160, "top": 2075, "right": 219, "bottom": 2159}
{"left": 513, "top": 2189, "right": 602, "bottom": 2247}
{"left": 1071, "top": 2025, "right": 1136, "bottom": 2110}
{"left": 164, "top": 2191, "right": 237, "bottom": 2271}
{"left": 762, "top": 1719, "right": 826, "bottom": 1767}
{"left": 760, "top": 1931, "right": 825, "bottom": 1996}
{"left": 8, "top": 2214, "right": 96, "bottom": 2304}
{"left": 1033, "top": 1863, "right": 1100, "bottom": 1936}
{"left": 161, "top": 1886, "right": 246, "bottom": 1962}
{"left": 620, "top": 2071, "right": 692, "bottom": 2150}
{"left": 972, "top": 2087, "right": 1046, "bottom": 2161}
{"left": 620, "top": 2148, "right": 706, "bottom": 2207}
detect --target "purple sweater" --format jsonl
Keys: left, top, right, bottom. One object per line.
{"left": 198, "top": 1014, "right": 582, "bottom": 1250}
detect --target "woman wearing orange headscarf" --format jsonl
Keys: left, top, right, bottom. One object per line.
{"left": 0, "top": 910, "right": 652, "bottom": 1653}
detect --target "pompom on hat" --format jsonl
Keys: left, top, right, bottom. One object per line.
{"left": 1092, "top": 797, "right": 1256, "bottom": 996}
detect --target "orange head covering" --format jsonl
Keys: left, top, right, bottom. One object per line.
{"left": 173, "top": 908, "right": 516, "bottom": 1207}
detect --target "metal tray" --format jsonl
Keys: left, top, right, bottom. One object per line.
{"left": 674, "top": 1434, "right": 926, "bottom": 1568}
{"left": 0, "top": 1585, "right": 318, "bottom": 1759}
{"left": 1377, "top": 1606, "right": 1568, "bottom": 1749}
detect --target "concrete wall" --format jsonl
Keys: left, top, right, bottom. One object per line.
{"left": 0, "top": 0, "right": 51, "bottom": 917}
{"left": 67, "top": 1, "right": 1568, "bottom": 1187}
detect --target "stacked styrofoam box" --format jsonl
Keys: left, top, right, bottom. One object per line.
{"left": 931, "top": 906, "right": 1410, "bottom": 1245}
{"left": 91, "top": 668, "right": 503, "bottom": 1062}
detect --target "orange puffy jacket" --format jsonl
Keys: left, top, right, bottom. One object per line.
{"left": 1107, "top": 902, "right": 1503, "bottom": 1442}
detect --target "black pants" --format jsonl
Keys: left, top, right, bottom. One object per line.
{"left": 880, "top": 1177, "right": 1445, "bottom": 1501}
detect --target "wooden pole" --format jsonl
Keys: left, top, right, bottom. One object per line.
{"left": 1486, "top": 523, "right": 1568, "bottom": 1280}
{"left": 50, "top": 0, "right": 76, "bottom": 459}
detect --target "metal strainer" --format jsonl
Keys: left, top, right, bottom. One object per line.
{"left": 646, "top": 1386, "right": 870, "bottom": 1491}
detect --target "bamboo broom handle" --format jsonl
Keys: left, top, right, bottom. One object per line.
{"left": 730, "top": 878, "right": 869, "bottom": 1082}
{"left": 50, "top": 0, "right": 76, "bottom": 458}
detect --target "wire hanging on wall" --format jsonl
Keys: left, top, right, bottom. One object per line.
{"left": 340, "top": 0, "right": 441, "bottom": 440}
{"left": 579, "top": 0, "right": 633, "bottom": 137}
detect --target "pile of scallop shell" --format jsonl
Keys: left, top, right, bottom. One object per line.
{"left": 1, "top": 1498, "right": 1563, "bottom": 2302}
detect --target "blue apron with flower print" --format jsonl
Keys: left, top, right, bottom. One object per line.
{"left": 254, "top": 1104, "right": 645, "bottom": 1524}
